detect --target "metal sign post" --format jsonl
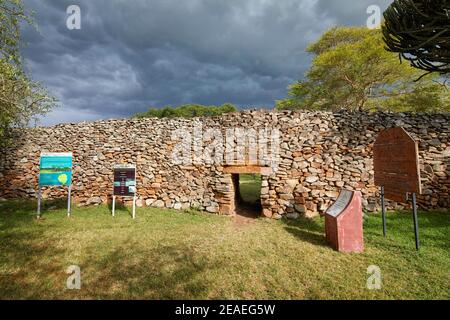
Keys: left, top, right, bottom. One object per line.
{"left": 132, "top": 194, "right": 136, "bottom": 219}
{"left": 37, "top": 186, "right": 42, "bottom": 219}
{"left": 111, "top": 194, "right": 136, "bottom": 219}
{"left": 112, "top": 195, "right": 116, "bottom": 217}
{"left": 67, "top": 185, "right": 72, "bottom": 217}
{"left": 381, "top": 186, "right": 387, "bottom": 237}
{"left": 412, "top": 193, "right": 420, "bottom": 250}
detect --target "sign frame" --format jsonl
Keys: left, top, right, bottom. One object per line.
{"left": 373, "top": 127, "right": 421, "bottom": 250}
{"left": 112, "top": 164, "right": 137, "bottom": 219}
{"left": 37, "top": 152, "right": 73, "bottom": 218}
{"left": 325, "top": 190, "right": 353, "bottom": 217}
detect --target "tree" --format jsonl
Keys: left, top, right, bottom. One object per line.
{"left": 382, "top": 0, "right": 450, "bottom": 75}
{"left": 0, "top": 0, "right": 56, "bottom": 145}
{"left": 134, "top": 103, "right": 238, "bottom": 119}
{"left": 276, "top": 27, "right": 449, "bottom": 112}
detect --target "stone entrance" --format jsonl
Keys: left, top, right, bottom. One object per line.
{"left": 218, "top": 166, "right": 272, "bottom": 216}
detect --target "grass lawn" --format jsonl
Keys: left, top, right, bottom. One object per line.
{"left": 0, "top": 199, "right": 449, "bottom": 300}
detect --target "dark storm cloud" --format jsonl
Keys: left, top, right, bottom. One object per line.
{"left": 20, "top": 0, "right": 392, "bottom": 125}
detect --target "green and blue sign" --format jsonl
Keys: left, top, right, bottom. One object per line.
{"left": 39, "top": 152, "right": 73, "bottom": 186}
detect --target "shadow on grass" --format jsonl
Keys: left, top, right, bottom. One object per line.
{"left": 81, "top": 244, "right": 222, "bottom": 299}
{"left": 282, "top": 217, "right": 328, "bottom": 247}
{"left": 282, "top": 211, "right": 449, "bottom": 251}
{"left": 0, "top": 219, "right": 220, "bottom": 299}
{"left": 0, "top": 198, "right": 68, "bottom": 212}
{"left": 364, "top": 210, "right": 450, "bottom": 249}
{"left": 0, "top": 200, "right": 224, "bottom": 299}
{"left": 0, "top": 225, "right": 67, "bottom": 299}
{"left": 0, "top": 198, "right": 70, "bottom": 228}
{"left": 106, "top": 198, "right": 134, "bottom": 218}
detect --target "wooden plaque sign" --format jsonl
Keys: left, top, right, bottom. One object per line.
{"left": 373, "top": 127, "right": 421, "bottom": 203}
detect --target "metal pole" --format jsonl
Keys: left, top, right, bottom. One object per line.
{"left": 112, "top": 195, "right": 116, "bottom": 217}
{"left": 381, "top": 186, "right": 386, "bottom": 237}
{"left": 132, "top": 195, "right": 136, "bottom": 219}
{"left": 412, "top": 193, "right": 420, "bottom": 251}
{"left": 133, "top": 166, "right": 137, "bottom": 220}
{"left": 67, "top": 185, "right": 72, "bottom": 217}
{"left": 37, "top": 186, "right": 42, "bottom": 219}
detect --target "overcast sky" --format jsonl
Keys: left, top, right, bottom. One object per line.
{"left": 21, "top": 0, "right": 392, "bottom": 125}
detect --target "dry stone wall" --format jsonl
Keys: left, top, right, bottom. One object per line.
{"left": 0, "top": 110, "right": 448, "bottom": 218}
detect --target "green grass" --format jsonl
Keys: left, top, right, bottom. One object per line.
{"left": 239, "top": 174, "right": 262, "bottom": 204}
{"left": 0, "top": 199, "right": 449, "bottom": 300}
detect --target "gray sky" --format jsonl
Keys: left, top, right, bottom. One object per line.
{"left": 21, "top": 0, "right": 392, "bottom": 125}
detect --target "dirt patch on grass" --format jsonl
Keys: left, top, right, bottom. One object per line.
{"left": 231, "top": 204, "right": 260, "bottom": 229}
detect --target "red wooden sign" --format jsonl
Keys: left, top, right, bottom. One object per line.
{"left": 373, "top": 127, "right": 421, "bottom": 203}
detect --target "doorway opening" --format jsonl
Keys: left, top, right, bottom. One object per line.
{"left": 222, "top": 166, "right": 272, "bottom": 218}
{"left": 232, "top": 173, "right": 262, "bottom": 219}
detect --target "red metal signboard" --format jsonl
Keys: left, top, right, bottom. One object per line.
{"left": 373, "top": 127, "right": 422, "bottom": 203}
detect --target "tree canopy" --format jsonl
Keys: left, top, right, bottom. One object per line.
{"left": 382, "top": 0, "right": 450, "bottom": 75}
{"left": 276, "top": 26, "right": 449, "bottom": 113}
{"left": 134, "top": 103, "right": 238, "bottom": 119}
{"left": 0, "top": 0, "right": 56, "bottom": 144}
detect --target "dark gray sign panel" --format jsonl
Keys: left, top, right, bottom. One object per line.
{"left": 113, "top": 165, "right": 136, "bottom": 197}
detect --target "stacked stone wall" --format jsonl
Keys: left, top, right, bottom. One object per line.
{"left": 0, "top": 110, "right": 448, "bottom": 217}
